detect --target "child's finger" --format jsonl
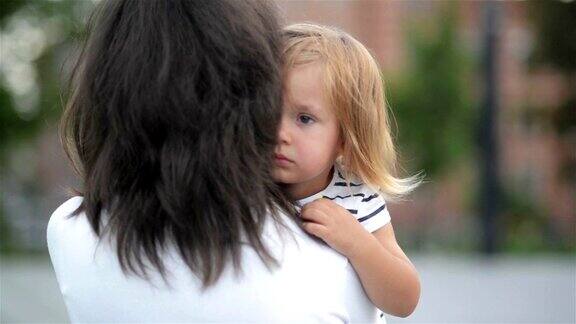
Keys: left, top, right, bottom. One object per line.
{"left": 300, "top": 208, "right": 328, "bottom": 224}
{"left": 305, "top": 198, "right": 341, "bottom": 216}
{"left": 301, "top": 221, "right": 327, "bottom": 239}
{"left": 314, "top": 198, "right": 345, "bottom": 213}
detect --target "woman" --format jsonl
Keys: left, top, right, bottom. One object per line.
{"left": 48, "top": 0, "right": 382, "bottom": 322}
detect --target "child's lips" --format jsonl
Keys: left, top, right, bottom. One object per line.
{"left": 274, "top": 153, "right": 294, "bottom": 165}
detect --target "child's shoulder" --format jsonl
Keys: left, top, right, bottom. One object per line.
{"left": 323, "top": 165, "right": 382, "bottom": 207}
{"left": 324, "top": 166, "right": 390, "bottom": 232}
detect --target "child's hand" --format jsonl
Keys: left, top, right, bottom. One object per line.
{"left": 300, "top": 198, "right": 371, "bottom": 257}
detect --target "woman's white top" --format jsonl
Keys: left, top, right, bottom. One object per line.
{"left": 47, "top": 196, "right": 385, "bottom": 323}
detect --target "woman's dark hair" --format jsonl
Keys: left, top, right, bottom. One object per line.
{"left": 61, "top": 0, "right": 296, "bottom": 288}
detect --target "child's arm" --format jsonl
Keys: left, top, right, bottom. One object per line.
{"left": 350, "top": 223, "right": 421, "bottom": 318}
{"left": 300, "top": 199, "right": 420, "bottom": 318}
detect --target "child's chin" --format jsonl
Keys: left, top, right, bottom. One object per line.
{"left": 272, "top": 170, "right": 293, "bottom": 184}
{"left": 271, "top": 170, "right": 282, "bottom": 182}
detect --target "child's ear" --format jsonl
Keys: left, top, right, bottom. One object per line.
{"left": 338, "top": 136, "right": 345, "bottom": 155}
{"left": 335, "top": 140, "right": 344, "bottom": 164}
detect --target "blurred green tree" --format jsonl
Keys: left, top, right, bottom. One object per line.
{"left": 529, "top": 1, "right": 576, "bottom": 72}
{"left": 515, "top": 1, "right": 576, "bottom": 252}
{"left": 387, "top": 5, "right": 473, "bottom": 179}
{"left": 0, "top": 0, "right": 84, "bottom": 164}
{"left": 529, "top": 1, "right": 576, "bottom": 185}
{"left": 0, "top": 0, "right": 91, "bottom": 252}
{"left": 385, "top": 4, "right": 474, "bottom": 252}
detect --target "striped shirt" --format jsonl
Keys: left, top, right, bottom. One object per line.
{"left": 296, "top": 165, "right": 391, "bottom": 233}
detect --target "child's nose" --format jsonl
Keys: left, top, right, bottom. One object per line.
{"left": 277, "top": 117, "right": 291, "bottom": 145}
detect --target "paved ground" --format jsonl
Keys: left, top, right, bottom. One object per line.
{"left": 1, "top": 253, "right": 574, "bottom": 323}
{"left": 1, "top": 256, "right": 68, "bottom": 323}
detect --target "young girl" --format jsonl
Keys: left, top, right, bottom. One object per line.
{"left": 273, "top": 23, "right": 423, "bottom": 319}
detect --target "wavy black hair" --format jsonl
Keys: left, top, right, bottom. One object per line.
{"left": 60, "top": 0, "right": 296, "bottom": 288}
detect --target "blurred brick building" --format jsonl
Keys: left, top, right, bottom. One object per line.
{"left": 278, "top": 1, "right": 575, "bottom": 249}
{"left": 4, "top": 1, "right": 573, "bottom": 252}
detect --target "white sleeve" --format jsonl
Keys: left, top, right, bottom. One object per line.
{"left": 46, "top": 196, "right": 85, "bottom": 314}
{"left": 47, "top": 196, "right": 83, "bottom": 266}
{"left": 356, "top": 191, "right": 390, "bottom": 233}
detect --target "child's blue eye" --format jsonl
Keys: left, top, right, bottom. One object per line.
{"left": 298, "top": 115, "right": 314, "bottom": 124}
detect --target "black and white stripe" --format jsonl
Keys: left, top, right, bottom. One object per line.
{"left": 357, "top": 204, "right": 386, "bottom": 223}
{"left": 297, "top": 166, "right": 390, "bottom": 232}
{"left": 361, "top": 193, "right": 379, "bottom": 202}
{"left": 334, "top": 181, "right": 362, "bottom": 187}
{"left": 322, "top": 193, "right": 366, "bottom": 200}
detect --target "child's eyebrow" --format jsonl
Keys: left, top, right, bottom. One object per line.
{"left": 294, "top": 104, "right": 322, "bottom": 115}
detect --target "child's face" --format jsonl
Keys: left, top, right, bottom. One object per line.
{"left": 273, "top": 62, "right": 342, "bottom": 199}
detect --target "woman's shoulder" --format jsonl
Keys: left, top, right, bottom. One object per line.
{"left": 48, "top": 196, "right": 84, "bottom": 226}
{"left": 47, "top": 196, "right": 85, "bottom": 242}
{"left": 52, "top": 196, "right": 84, "bottom": 217}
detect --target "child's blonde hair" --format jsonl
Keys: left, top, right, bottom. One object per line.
{"left": 282, "top": 23, "right": 422, "bottom": 201}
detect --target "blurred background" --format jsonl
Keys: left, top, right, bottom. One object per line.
{"left": 1, "top": 0, "right": 574, "bottom": 323}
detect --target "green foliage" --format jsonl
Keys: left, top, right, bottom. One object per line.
{"left": 0, "top": 0, "right": 26, "bottom": 24}
{"left": 0, "top": 0, "right": 91, "bottom": 253}
{"left": 499, "top": 187, "right": 575, "bottom": 253}
{"left": 528, "top": 1, "right": 576, "bottom": 73}
{"left": 523, "top": 2, "right": 576, "bottom": 249}
{"left": 0, "top": 209, "right": 13, "bottom": 253}
{"left": 0, "top": 0, "right": 82, "bottom": 166}
{"left": 387, "top": 5, "right": 474, "bottom": 178}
